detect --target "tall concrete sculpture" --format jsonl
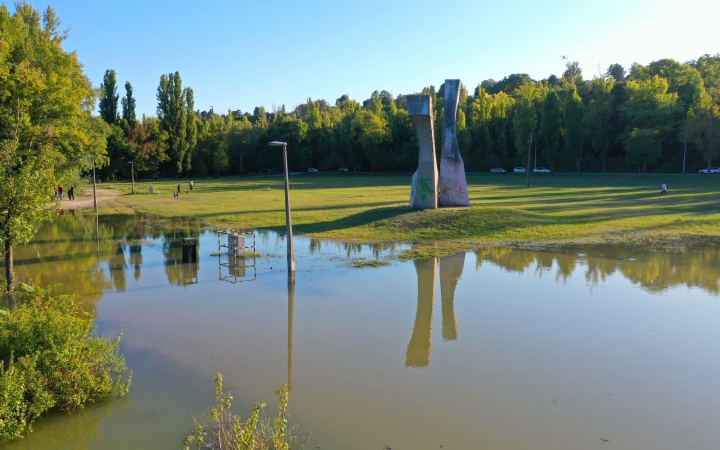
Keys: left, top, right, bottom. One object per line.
{"left": 407, "top": 95, "right": 438, "bottom": 209}
{"left": 438, "top": 79, "right": 470, "bottom": 207}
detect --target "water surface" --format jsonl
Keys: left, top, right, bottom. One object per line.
{"left": 3, "top": 213, "right": 720, "bottom": 449}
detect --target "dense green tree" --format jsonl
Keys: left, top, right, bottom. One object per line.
{"left": 485, "top": 74, "right": 533, "bottom": 95}
{"left": 490, "top": 91, "right": 515, "bottom": 163}
{"left": 103, "top": 125, "right": 134, "bottom": 180}
{"left": 352, "top": 109, "right": 389, "bottom": 174}
{"left": 541, "top": 89, "right": 561, "bottom": 172}
{"left": 252, "top": 106, "right": 268, "bottom": 129}
{"left": 693, "top": 54, "right": 720, "bottom": 89}
{"left": 606, "top": 64, "right": 626, "bottom": 82}
{"left": 686, "top": 87, "right": 720, "bottom": 172}
{"left": 156, "top": 72, "right": 197, "bottom": 175}
{"left": 624, "top": 76, "right": 682, "bottom": 171}
{"left": 192, "top": 113, "right": 230, "bottom": 177}
{"left": 587, "top": 76, "right": 615, "bottom": 172}
{"left": 563, "top": 83, "right": 586, "bottom": 173}
{"left": 468, "top": 87, "right": 493, "bottom": 167}
{"left": 625, "top": 128, "right": 661, "bottom": 172}
{"left": 630, "top": 59, "right": 705, "bottom": 110}
{"left": 226, "top": 116, "right": 260, "bottom": 174}
{"left": 264, "top": 111, "right": 308, "bottom": 170}
{"left": 121, "top": 81, "right": 136, "bottom": 124}
{"left": 125, "top": 121, "right": 165, "bottom": 176}
{"left": 512, "top": 82, "right": 538, "bottom": 165}
{"left": 99, "top": 69, "right": 119, "bottom": 125}
{"left": 563, "top": 61, "right": 583, "bottom": 84}
{"left": 0, "top": 4, "right": 107, "bottom": 290}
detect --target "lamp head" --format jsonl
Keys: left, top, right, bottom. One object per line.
{"left": 269, "top": 141, "right": 286, "bottom": 147}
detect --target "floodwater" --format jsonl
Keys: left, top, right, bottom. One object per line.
{"left": 2, "top": 213, "right": 720, "bottom": 450}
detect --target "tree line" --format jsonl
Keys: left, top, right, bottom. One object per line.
{"left": 99, "top": 55, "right": 720, "bottom": 180}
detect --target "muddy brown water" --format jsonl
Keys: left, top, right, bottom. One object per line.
{"left": 2, "top": 213, "right": 720, "bottom": 449}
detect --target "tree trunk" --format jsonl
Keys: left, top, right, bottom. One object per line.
{"left": 575, "top": 158, "right": 581, "bottom": 175}
{"left": 5, "top": 239, "right": 14, "bottom": 292}
{"left": 708, "top": 157, "right": 712, "bottom": 176}
{"left": 602, "top": 156, "right": 606, "bottom": 173}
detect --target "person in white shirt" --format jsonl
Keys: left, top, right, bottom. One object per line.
{"left": 661, "top": 181, "right": 667, "bottom": 196}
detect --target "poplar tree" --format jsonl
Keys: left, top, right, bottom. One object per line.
{"left": 587, "top": 77, "right": 615, "bottom": 172}
{"left": 122, "top": 81, "right": 136, "bottom": 124}
{"left": 156, "top": 72, "right": 197, "bottom": 175}
{"left": 541, "top": 90, "right": 561, "bottom": 172}
{"left": 563, "top": 84, "right": 586, "bottom": 173}
{"left": 512, "top": 82, "right": 538, "bottom": 162}
{"left": 99, "top": 69, "right": 119, "bottom": 125}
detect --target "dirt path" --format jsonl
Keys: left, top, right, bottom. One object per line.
{"left": 58, "top": 189, "right": 122, "bottom": 210}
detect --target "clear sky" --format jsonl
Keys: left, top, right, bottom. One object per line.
{"left": 29, "top": 0, "right": 720, "bottom": 117}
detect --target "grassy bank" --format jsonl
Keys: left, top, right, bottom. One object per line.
{"left": 98, "top": 173, "right": 720, "bottom": 252}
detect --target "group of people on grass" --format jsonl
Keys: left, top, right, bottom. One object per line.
{"left": 173, "top": 180, "right": 194, "bottom": 198}
{"left": 54, "top": 185, "right": 74, "bottom": 202}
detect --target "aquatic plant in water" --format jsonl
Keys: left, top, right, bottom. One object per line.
{"left": 183, "top": 373, "right": 307, "bottom": 450}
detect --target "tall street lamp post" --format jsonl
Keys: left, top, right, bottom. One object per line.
{"left": 269, "top": 141, "right": 296, "bottom": 273}
{"left": 87, "top": 157, "right": 97, "bottom": 212}
{"left": 128, "top": 161, "right": 135, "bottom": 194}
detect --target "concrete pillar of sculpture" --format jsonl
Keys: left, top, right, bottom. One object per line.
{"left": 438, "top": 79, "right": 470, "bottom": 207}
{"left": 406, "top": 95, "right": 438, "bottom": 209}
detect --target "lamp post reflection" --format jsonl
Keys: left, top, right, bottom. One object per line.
{"left": 278, "top": 272, "right": 295, "bottom": 393}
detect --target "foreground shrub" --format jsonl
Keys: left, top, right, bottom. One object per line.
{"left": 183, "top": 373, "right": 308, "bottom": 450}
{"left": 0, "top": 285, "right": 131, "bottom": 441}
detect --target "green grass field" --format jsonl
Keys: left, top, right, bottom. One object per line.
{"left": 100, "top": 172, "right": 720, "bottom": 252}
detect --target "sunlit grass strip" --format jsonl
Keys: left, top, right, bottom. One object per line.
{"left": 99, "top": 173, "right": 720, "bottom": 249}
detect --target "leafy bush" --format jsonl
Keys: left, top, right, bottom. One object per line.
{"left": 61, "top": 166, "right": 91, "bottom": 196}
{"left": 0, "top": 285, "right": 131, "bottom": 442}
{"left": 183, "top": 373, "right": 308, "bottom": 450}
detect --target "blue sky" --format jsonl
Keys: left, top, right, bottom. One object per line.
{"left": 29, "top": 0, "right": 720, "bottom": 117}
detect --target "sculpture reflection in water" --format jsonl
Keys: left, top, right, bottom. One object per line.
{"left": 406, "top": 252, "right": 465, "bottom": 368}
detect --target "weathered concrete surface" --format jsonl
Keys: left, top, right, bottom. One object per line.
{"left": 439, "top": 79, "right": 470, "bottom": 207}
{"left": 406, "top": 95, "right": 438, "bottom": 209}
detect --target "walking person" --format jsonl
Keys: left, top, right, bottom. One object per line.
{"left": 189, "top": 180, "right": 194, "bottom": 191}
{"left": 177, "top": 183, "right": 181, "bottom": 195}
{"left": 54, "top": 186, "right": 59, "bottom": 202}
{"left": 58, "top": 185, "right": 64, "bottom": 200}
{"left": 68, "top": 185, "right": 75, "bottom": 200}
{"left": 661, "top": 181, "right": 667, "bottom": 196}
